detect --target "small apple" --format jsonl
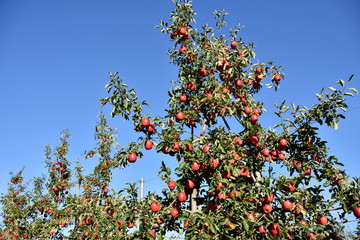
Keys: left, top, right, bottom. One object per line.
{"left": 317, "top": 216, "right": 328, "bottom": 225}
{"left": 185, "top": 179, "right": 195, "bottom": 189}
{"left": 230, "top": 41, "right": 237, "bottom": 49}
{"left": 243, "top": 106, "right": 252, "bottom": 115}
{"left": 269, "top": 223, "right": 281, "bottom": 235}
{"left": 148, "top": 230, "right": 156, "bottom": 239}
{"left": 199, "top": 69, "right": 207, "bottom": 77}
{"left": 144, "top": 140, "right": 153, "bottom": 150}
{"left": 167, "top": 181, "right": 176, "bottom": 190}
{"left": 203, "top": 145, "right": 210, "bottom": 153}
{"left": 178, "top": 192, "right": 187, "bottom": 202}
{"left": 273, "top": 75, "right": 281, "bottom": 83}
{"left": 186, "top": 82, "right": 196, "bottom": 90}
{"left": 258, "top": 225, "right": 266, "bottom": 234}
{"left": 255, "top": 67, "right": 262, "bottom": 74}
{"left": 150, "top": 202, "right": 161, "bottom": 212}
{"left": 142, "top": 118, "right": 150, "bottom": 127}
{"left": 128, "top": 153, "right": 137, "bottom": 163}
{"left": 191, "top": 162, "right": 200, "bottom": 171}
{"left": 170, "top": 208, "right": 179, "bottom": 218}
{"left": 262, "top": 203, "right": 273, "bottom": 213}
{"left": 282, "top": 200, "right": 294, "bottom": 211}
{"left": 175, "top": 112, "right": 184, "bottom": 120}
{"left": 179, "top": 46, "right": 187, "bottom": 54}
{"left": 263, "top": 192, "right": 275, "bottom": 203}
{"left": 179, "top": 94, "right": 187, "bottom": 102}
{"left": 234, "top": 138, "right": 243, "bottom": 145}
{"left": 279, "top": 138, "right": 288, "bottom": 147}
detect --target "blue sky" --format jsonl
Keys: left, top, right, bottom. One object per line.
{"left": 1, "top": 0, "right": 360, "bottom": 232}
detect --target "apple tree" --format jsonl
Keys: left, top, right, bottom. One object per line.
{"left": 1, "top": 0, "right": 359, "bottom": 239}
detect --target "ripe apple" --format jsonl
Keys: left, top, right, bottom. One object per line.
{"left": 203, "top": 145, "right": 210, "bottom": 153}
{"left": 282, "top": 200, "right": 294, "bottom": 211}
{"left": 167, "top": 181, "right": 176, "bottom": 190}
{"left": 199, "top": 69, "right": 207, "bottom": 77}
{"left": 179, "top": 94, "right": 187, "bottom": 102}
{"left": 353, "top": 207, "right": 360, "bottom": 218}
{"left": 273, "top": 74, "right": 281, "bottom": 83}
{"left": 244, "top": 213, "right": 255, "bottom": 221}
{"left": 258, "top": 225, "right": 266, "bottom": 234}
{"left": 210, "top": 158, "right": 219, "bottom": 168}
{"left": 295, "top": 204, "right": 304, "bottom": 215}
{"left": 263, "top": 192, "right": 275, "bottom": 203}
{"left": 185, "top": 179, "right": 195, "bottom": 189}
{"left": 234, "top": 138, "right": 243, "bottom": 145}
{"left": 191, "top": 162, "right": 200, "bottom": 171}
{"left": 317, "top": 216, "right": 328, "bottom": 225}
{"left": 127, "top": 153, "right": 137, "bottom": 163}
{"left": 255, "top": 67, "right": 262, "bottom": 74}
{"left": 229, "top": 190, "right": 239, "bottom": 199}
{"left": 170, "top": 208, "right": 179, "bottom": 218}
{"left": 248, "top": 135, "right": 259, "bottom": 145}
{"left": 179, "top": 46, "right": 187, "bottom": 54}
{"left": 240, "top": 168, "right": 249, "bottom": 176}
{"left": 178, "top": 192, "right": 187, "bottom": 202}
{"left": 186, "top": 82, "right": 196, "bottom": 90}
{"left": 285, "top": 182, "right": 296, "bottom": 192}
{"left": 150, "top": 202, "right": 160, "bottom": 212}
{"left": 175, "top": 112, "right": 184, "bottom": 120}
{"left": 173, "top": 142, "right": 180, "bottom": 152}
{"left": 303, "top": 168, "right": 312, "bottom": 175}
{"left": 177, "top": 27, "right": 188, "bottom": 36}
{"left": 185, "top": 144, "right": 193, "bottom": 151}
{"left": 234, "top": 79, "right": 242, "bottom": 86}
{"left": 262, "top": 148, "right": 270, "bottom": 156}
{"left": 217, "top": 191, "right": 227, "bottom": 200}
{"left": 230, "top": 41, "right": 237, "bottom": 49}
{"left": 144, "top": 140, "right": 153, "bottom": 150}
{"left": 279, "top": 138, "right": 288, "bottom": 147}
{"left": 243, "top": 106, "right": 252, "bottom": 115}
{"left": 306, "top": 232, "right": 317, "bottom": 239}
{"left": 250, "top": 114, "right": 258, "bottom": 123}
{"left": 262, "top": 203, "right": 273, "bottom": 213}
{"left": 269, "top": 223, "right": 281, "bottom": 235}
{"left": 148, "top": 230, "right": 156, "bottom": 239}
{"left": 142, "top": 118, "right": 150, "bottom": 127}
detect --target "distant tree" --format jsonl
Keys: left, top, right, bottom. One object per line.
{"left": 1, "top": 0, "right": 359, "bottom": 239}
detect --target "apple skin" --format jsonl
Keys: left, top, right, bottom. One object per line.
{"left": 263, "top": 192, "right": 275, "bottom": 203}
{"left": 258, "top": 225, "right": 266, "bottom": 234}
{"left": 142, "top": 118, "right": 150, "bottom": 127}
{"left": 167, "top": 181, "right": 176, "bottom": 190}
{"left": 269, "top": 223, "right": 281, "bottom": 235}
{"left": 282, "top": 200, "right": 294, "bottom": 211}
{"left": 262, "top": 203, "right": 273, "bottom": 213}
{"left": 144, "top": 140, "right": 153, "bottom": 150}
{"left": 170, "top": 208, "right": 179, "bottom": 217}
{"left": 127, "top": 153, "right": 137, "bottom": 163}
{"left": 150, "top": 202, "right": 161, "bottom": 212}
{"left": 179, "top": 46, "right": 187, "bottom": 54}
{"left": 273, "top": 74, "right": 281, "bottom": 82}
{"left": 353, "top": 207, "right": 360, "bottom": 218}
{"left": 175, "top": 112, "right": 185, "bottom": 120}
{"left": 178, "top": 192, "right": 187, "bottom": 202}
{"left": 317, "top": 216, "right": 328, "bottom": 225}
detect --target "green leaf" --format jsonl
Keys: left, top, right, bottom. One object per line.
{"left": 349, "top": 88, "right": 358, "bottom": 95}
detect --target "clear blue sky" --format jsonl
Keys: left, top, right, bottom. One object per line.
{"left": 1, "top": 0, "right": 359, "bottom": 231}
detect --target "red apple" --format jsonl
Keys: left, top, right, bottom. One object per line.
{"left": 234, "top": 138, "right": 243, "bottom": 145}
{"left": 230, "top": 41, "right": 237, "bottom": 49}
{"left": 282, "top": 200, "right": 294, "bottom": 211}
{"left": 185, "top": 179, "right": 195, "bottom": 189}
{"left": 179, "top": 94, "right": 187, "bottom": 102}
{"left": 170, "top": 208, "right": 179, "bottom": 217}
{"left": 279, "top": 138, "right": 288, "bottom": 147}
{"left": 243, "top": 106, "right": 252, "bottom": 115}
{"left": 255, "top": 67, "right": 262, "bottom": 74}
{"left": 179, "top": 46, "right": 187, "bottom": 54}
{"left": 229, "top": 190, "right": 239, "bottom": 199}
{"left": 199, "top": 69, "right": 207, "bottom": 77}
{"left": 144, "top": 140, "right": 153, "bottom": 150}
{"left": 178, "top": 192, "right": 187, "bottom": 202}
{"left": 262, "top": 148, "right": 270, "bottom": 156}
{"left": 203, "top": 145, "right": 210, "bottom": 153}
{"left": 167, "top": 181, "right": 176, "bottom": 190}
{"left": 142, "top": 118, "right": 150, "bottom": 127}
{"left": 210, "top": 158, "right": 219, "bottom": 168}
{"left": 150, "top": 202, "right": 160, "bottom": 212}
{"left": 269, "top": 223, "right": 281, "bottom": 235}
{"left": 175, "top": 112, "right": 184, "bottom": 120}
{"left": 186, "top": 82, "right": 196, "bottom": 90}
{"left": 127, "top": 153, "right": 137, "bottom": 163}
{"left": 262, "top": 203, "right": 273, "bottom": 213}
{"left": 317, "top": 216, "right": 328, "bottom": 225}
{"left": 273, "top": 74, "right": 281, "bottom": 82}
{"left": 148, "top": 230, "right": 156, "bottom": 239}
{"left": 258, "top": 225, "right": 266, "bottom": 234}
{"left": 191, "top": 162, "right": 200, "bottom": 171}
{"left": 263, "top": 192, "right": 275, "bottom": 203}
